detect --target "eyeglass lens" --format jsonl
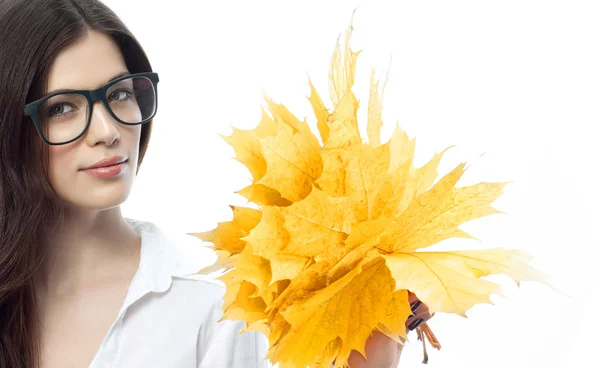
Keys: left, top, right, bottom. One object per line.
{"left": 37, "top": 76, "right": 156, "bottom": 144}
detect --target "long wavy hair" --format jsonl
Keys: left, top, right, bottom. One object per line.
{"left": 0, "top": 0, "right": 154, "bottom": 366}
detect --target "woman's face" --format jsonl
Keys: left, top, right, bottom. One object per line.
{"left": 45, "top": 30, "right": 141, "bottom": 211}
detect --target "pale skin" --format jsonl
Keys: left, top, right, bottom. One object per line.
{"left": 33, "top": 30, "right": 143, "bottom": 368}
{"left": 31, "top": 29, "right": 433, "bottom": 368}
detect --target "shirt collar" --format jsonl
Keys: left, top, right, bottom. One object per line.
{"left": 120, "top": 218, "right": 215, "bottom": 312}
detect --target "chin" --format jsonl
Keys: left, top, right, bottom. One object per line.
{"left": 60, "top": 181, "right": 134, "bottom": 212}
{"left": 77, "top": 195, "right": 130, "bottom": 211}
{"left": 66, "top": 195, "right": 130, "bottom": 212}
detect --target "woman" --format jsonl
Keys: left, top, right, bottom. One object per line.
{"left": 0, "top": 0, "right": 431, "bottom": 367}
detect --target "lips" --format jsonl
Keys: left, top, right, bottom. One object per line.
{"left": 81, "top": 156, "right": 127, "bottom": 170}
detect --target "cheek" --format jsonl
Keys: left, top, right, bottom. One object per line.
{"left": 129, "top": 125, "right": 142, "bottom": 150}
{"left": 48, "top": 144, "right": 79, "bottom": 189}
{"left": 123, "top": 125, "right": 142, "bottom": 167}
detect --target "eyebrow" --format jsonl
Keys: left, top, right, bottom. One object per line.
{"left": 46, "top": 71, "right": 131, "bottom": 95}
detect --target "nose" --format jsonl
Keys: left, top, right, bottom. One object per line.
{"left": 84, "top": 100, "right": 120, "bottom": 146}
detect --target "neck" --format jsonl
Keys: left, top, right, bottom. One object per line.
{"left": 35, "top": 206, "right": 141, "bottom": 298}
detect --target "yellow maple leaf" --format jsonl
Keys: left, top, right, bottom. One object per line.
{"left": 190, "top": 205, "right": 261, "bottom": 255}
{"left": 383, "top": 248, "right": 546, "bottom": 316}
{"left": 271, "top": 257, "right": 410, "bottom": 368}
{"left": 192, "top": 19, "right": 548, "bottom": 368}
{"left": 367, "top": 68, "right": 386, "bottom": 148}
{"left": 236, "top": 101, "right": 323, "bottom": 205}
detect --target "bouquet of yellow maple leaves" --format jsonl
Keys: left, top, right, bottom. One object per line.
{"left": 191, "top": 22, "right": 546, "bottom": 368}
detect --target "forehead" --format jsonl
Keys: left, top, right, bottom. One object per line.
{"left": 46, "top": 30, "right": 129, "bottom": 93}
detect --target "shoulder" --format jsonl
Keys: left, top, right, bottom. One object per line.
{"left": 124, "top": 217, "right": 226, "bottom": 315}
{"left": 126, "top": 217, "right": 221, "bottom": 280}
{"left": 124, "top": 217, "right": 269, "bottom": 367}
{"left": 161, "top": 227, "right": 270, "bottom": 367}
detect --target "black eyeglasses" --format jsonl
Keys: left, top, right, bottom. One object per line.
{"left": 24, "top": 72, "right": 159, "bottom": 145}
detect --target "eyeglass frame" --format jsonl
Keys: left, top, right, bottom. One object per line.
{"left": 23, "top": 71, "right": 160, "bottom": 146}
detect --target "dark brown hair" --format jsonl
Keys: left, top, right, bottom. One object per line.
{"left": 0, "top": 0, "right": 154, "bottom": 366}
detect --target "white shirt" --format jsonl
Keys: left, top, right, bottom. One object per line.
{"left": 88, "top": 218, "right": 270, "bottom": 368}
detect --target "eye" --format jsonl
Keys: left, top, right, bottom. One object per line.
{"left": 108, "top": 89, "right": 134, "bottom": 102}
{"left": 47, "top": 103, "right": 74, "bottom": 118}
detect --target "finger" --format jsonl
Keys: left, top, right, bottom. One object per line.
{"left": 407, "top": 317, "right": 425, "bottom": 331}
{"left": 414, "top": 306, "right": 432, "bottom": 320}
{"left": 407, "top": 291, "right": 429, "bottom": 319}
{"left": 405, "top": 291, "right": 434, "bottom": 332}
{"left": 407, "top": 291, "right": 418, "bottom": 304}
{"left": 406, "top": 301, "right": 433, "bottom": 329}
{"left": 415, "top": 307, "right": 433, "bottom": 321}
{"left": 410, "top": 300, "right": 422, "bottom": 314}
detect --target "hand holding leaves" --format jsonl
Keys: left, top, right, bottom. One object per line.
{"left": 346, "top": 292, "right": 436, "bottom": 368}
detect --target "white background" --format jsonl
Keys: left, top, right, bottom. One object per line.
{"left": 104, "top": 0, "right": 599, "bottom": 367}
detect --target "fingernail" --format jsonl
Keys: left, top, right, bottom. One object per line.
{"left": 408, "top": 318, "right": 424, "bottom": 331}
{"left": 406, "top": 314, "right": 416, "bottom": 321}
{"left": 410, "top": 301, "right": 422, "bottom": 313}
